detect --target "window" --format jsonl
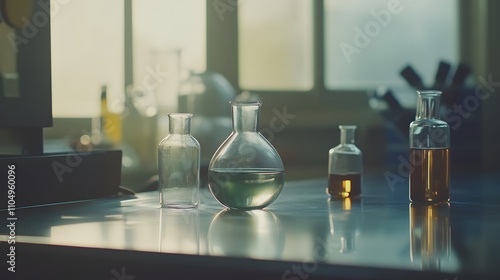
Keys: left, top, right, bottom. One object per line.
{"left": 235, "top": 0, "right": 459, "bottom": 92}
{"left": 50, "top": 1, "right": 459, "bottom": 118}
{"left": 324, "top": 0, "right": 459, "bottom": 89}
{"left": 51, "top": 0, "right": 124, "bottom": 117}
{"left": 133, "top": 0, "right": 206, "bottom": 111}
{"left": 238, "top": 0, "right": 313, "bottom": 91}
{"left": 51, "top": 0, "right": 206, "bottom": 117}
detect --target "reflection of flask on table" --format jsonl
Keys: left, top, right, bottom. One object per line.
{"left": 208, "top": 209, "right": 284, "bottom": 259}
{"left": 328, "top": 125, "right": 363, "bottom": 198}
{"left": 410, "top": 203, "right": 451, "bottom": 271}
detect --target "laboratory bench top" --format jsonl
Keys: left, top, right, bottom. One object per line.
{"left": 1, "top": 171, "right": 500, "bottom": 279}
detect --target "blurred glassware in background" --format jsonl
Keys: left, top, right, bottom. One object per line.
{"left": 150, "top": 48, "right": 183, "bottom": 113}
{"left": 99, "top": 85, "right": 123, "bottom": 147}
{"left": 178, "top": 72, "right": 236, "bottom": 117}
{"left": 178, "top": 71, "right": 236, "bottom": 167}
{"left": 120, "top": 84, "right": 159, "bottom": 175}
{"left": 126, "top": 85, "right": 158, "bottom": 118}
{"left": 234, "top": 90, "right": 261, "bottom": 102}
{"left": 120, "top": 49, "right": 184, "bottom": 187}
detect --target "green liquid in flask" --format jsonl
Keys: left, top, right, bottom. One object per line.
{"left": 208, "top": 168, "right": 285, "bottom": 210}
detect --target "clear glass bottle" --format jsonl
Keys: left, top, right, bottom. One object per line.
{"left": 328, "top": 125, "right": 363, "bottom": 198}
{"left": 158, "top": 113, "right": 200, "bottom": 208}
{"left": 208, "top": 101, "right": 285, "bottom": 210}
{"left": 409, "top": 90, "right": 450, "bottom": 203}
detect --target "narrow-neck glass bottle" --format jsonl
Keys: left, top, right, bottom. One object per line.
{"left": 409, "top": 90, "right": 450, "bottom": 203}
{"left": 328, "top": 125, "right": 363, "bottom": 198}
{"left": 158, "top": 113, "right": 200, "bottom": 208}
{"left": 208, "top": 101, "right": 285, "bottom": 210}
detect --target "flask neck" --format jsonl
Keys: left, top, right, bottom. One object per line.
{"left": 168, "top": 113, "right": 192, "bottom": 135}
{"left": 416, "top": 91, "right": 442, "bottom": 120}
{"left": 340, "top": 125, "right": 356, "bottom": 145}
{"left": 231, "top": 101, "right": 262, "bottom": 133}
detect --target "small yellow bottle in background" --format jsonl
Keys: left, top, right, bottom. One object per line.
{"left": 100, "top": 85, "right": 122, "bottom": 146}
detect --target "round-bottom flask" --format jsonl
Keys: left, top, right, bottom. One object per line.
{"left": 208, "top": 101, "right": 285, "bottom": 210}
{"left": 328, "top": 125, "right": 363, "bottom": 198}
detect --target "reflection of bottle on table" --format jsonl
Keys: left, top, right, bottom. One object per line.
{"left": 410, "top": 203, "right": 451, "bottom": 271}
{"left": 327, "top": 198, "right": 361, "bottom": 254}
{"left": 327, "top": 125, "right": 363, "bottom": 198}
{"left": 158, "top": 208, "right": 199, "bottom": 254}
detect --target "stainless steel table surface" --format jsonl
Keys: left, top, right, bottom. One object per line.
{"left": 1, "top": 171, "right": 499, "bottom": 279}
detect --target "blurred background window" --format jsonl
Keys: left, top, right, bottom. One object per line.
{"left": 51, "top": 0, "right": 459, "bottom": 113}
{"left": 51, "top": 0, "right": 124, "bottom": 117}
{"left": 238, "top": 0, "right": 314, "bottom": 91}
{"left": 133, "top": 0, "right": 206, "bottom": 112}
{"left": 51, "top": 0, "right": 206, "bottom": 118}
{"left": 324, "top": 0, "right": 459, "bottom": 90}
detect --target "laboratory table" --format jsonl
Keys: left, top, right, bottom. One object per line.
{"left": 1, "top": 171, "right": 500, "bottom": 279}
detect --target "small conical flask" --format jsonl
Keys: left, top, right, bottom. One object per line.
{"left": 208, "top": 101, "right": 285, "bottom": 210}
{"left": 409, "top": 90, "right": 450, "bottom": 203}
{"left": 328, "top": 125, "right": 363, "bottom": 198}
{"left": 158, "top": 113, "right": 200, "bottom": 208}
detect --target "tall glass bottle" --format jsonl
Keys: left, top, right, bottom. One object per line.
{"left": 328, "top": 125, "right": 363, "bottom": 198}
{"left": 158, "top": 113, "right": 200, "bottom": 208}
{"left": 208, "top": 101, "right": 285, "bottom": 210}
{"left": 409, "top": 90, "right": 450, "bottom": 203}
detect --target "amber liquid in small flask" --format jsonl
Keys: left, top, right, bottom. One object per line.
{"left": 328, "top": 125, "right": 363, "bottom": 198}
{"left": 409, "top": 91, "right": 450, "bottom": 203}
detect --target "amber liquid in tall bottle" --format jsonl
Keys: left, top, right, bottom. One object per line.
{"left": 409, "top": 148, "right": 449, "bottom": 202}
{"left": 328, "top": 173, "right": 361, "bottom": 198}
